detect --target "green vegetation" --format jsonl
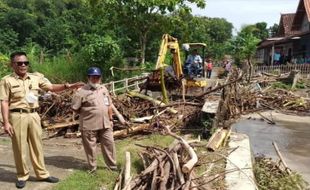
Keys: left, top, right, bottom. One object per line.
{"left": 271, "top": 82, "right": 292, "bottom": 90}
{"left": 271, "top": 81, "right": 306, "bottom": 90}
{"left": 0, "top": 0, "right": 271, "bottom": 82}
{"left": 53, "top": 134, "right": 174, "bottom": 190}
{"left": 254, "top": 156, "right": 308, "bottom": 190}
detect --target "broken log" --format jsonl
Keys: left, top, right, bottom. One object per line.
{"left": 46, "top": 121, "right": 79, "bottom": 130}
{"left": 112, "top": 104, "right": 126, "bottom": 124}
{"left": 206, "top": 128, "right": 228, "bottom": 151}
{"left": 124, "top": 151, "right": 131, "bottom": 190}
{"left": 113, "top": 124, "right": 149, "bottom": 138}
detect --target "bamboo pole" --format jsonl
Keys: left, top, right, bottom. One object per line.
{"left": 272, "top": 141, "right": 291, "bottom": 174}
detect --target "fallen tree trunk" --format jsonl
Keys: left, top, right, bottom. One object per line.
{"left": 113, "top": 124, "right": 149, "bottom": 138}
{"left": 46, "top": 121, "right": 79, "bottom": 130}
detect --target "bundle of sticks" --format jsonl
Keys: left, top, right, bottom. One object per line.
{"left": 115, "top": 126, "right": 200, "bottom": 190}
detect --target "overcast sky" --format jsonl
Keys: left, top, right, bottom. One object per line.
{"left": 190, "top": 0, "right": 299, "bottom": 32}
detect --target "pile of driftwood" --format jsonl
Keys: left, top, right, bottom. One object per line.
{"left": 37, "top": 68, "right": 309, "bottom": 138}
{"left": 37, "top": 87, "right": 202, "bottom": 138}
{"left": 115, "top": 126, "right": 202, "bottom": 190}
{"left": 39, "top": 90, "right": 76, "bottom": 127}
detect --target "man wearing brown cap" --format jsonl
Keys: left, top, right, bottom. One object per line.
{"left": 71, "top": 67, "right": 117, "bottom": 174}
{"left": 0, "top": 51, "right": 84, "bottom": 188}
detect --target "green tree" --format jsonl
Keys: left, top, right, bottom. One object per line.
{"left": 0, "top": 28, "right": 18, "bottom": 54}
{"left": 90, "top": 0, "right": 205, "bottom": 66}
{"left": 229, "top": 32, "right": 260, "bottom": 81}
{"left": 80, "top": 34, "right": 123, "bottom": 80}
{"left": 2, "top": 9, "right": 38, "bottom": 46}
{"left": 268, "top": 23, "right": 279, "bottom": 37}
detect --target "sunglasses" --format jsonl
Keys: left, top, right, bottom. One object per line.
{"left": 15, "top": 61, "right": 30, "bottom": 66}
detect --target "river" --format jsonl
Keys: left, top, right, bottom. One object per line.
{"left": 232, "top": 115, "right": 310, "bottom": 183}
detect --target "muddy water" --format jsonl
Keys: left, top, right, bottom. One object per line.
{"left": 232, "top": 119, "right": 310, "bottom": 182}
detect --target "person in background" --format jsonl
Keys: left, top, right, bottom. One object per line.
{"left": 185, "top": 49, "right": 202, "bottom": 77}
{"left": 223, "top": 58, "right": 232, "bottom": 77}
{"left": 71, "top": 67, "right": 118, "bottom": 174}
{"left": 205, "top": 58, "right": 213, "bottom": 78}
{"left": 0, "top": 51, "right": 84, "bottom": 189}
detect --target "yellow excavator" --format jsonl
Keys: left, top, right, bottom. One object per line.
{"left": 141, "top": 34, "right": 207, "bottom": 103}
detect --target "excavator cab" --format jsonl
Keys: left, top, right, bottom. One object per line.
{"left": 140, "top": 34, "right": 208, "bottom": 101}
{"left": 182, "top": 43, "right": 207, "bottom": 78}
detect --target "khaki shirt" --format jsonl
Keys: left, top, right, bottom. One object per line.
{"left": 0, "top": 72, "right": 52, "bottom": 110}
{"left": 72, "top": 84, "right": 112, "bottom": 131}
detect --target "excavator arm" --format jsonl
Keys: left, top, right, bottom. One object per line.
{"left": 155, "top": 34, "right": 183, "bottom": 79}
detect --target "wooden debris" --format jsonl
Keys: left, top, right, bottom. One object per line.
{"left": 272, "top": 141, "right": 292, "bottom": 174}
{"left": 206, "top": 128, "right": 228, "bottom": 151}
{"left": 127, "top": 91, "right": 178, "bottom": 114}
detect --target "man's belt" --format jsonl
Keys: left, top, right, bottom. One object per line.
{"left": 10, "top": 108, "right": 38, "bottom": 113}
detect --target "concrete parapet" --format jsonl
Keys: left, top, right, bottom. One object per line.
{"left": 225, "top": 132, "right": 257, "bottom": 190}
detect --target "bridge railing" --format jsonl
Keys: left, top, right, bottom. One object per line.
{"left": 253, "top": 64, "right": 310, "bottom": 75}
{"left": 103, "top": 73, "right": 149, "bottom": 95}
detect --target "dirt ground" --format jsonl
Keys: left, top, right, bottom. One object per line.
{"left": 0, "top": 133, "right": 86, "bottom": 190}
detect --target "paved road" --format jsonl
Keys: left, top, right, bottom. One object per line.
{"left": 0, "top": 136, "right": 86, "bottom": 190}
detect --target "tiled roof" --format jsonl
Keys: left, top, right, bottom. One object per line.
{"left": 278, "top": 13, "right": 297, "bottom": 36}
{"left": 292, "top": 0, "right": 310, "bottom": 30}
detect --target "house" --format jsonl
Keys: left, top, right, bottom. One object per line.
{"left": 256, "top": 0, "right": 310, "bottom": 65}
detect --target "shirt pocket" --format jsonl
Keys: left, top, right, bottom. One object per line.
{"left": 10, "top": 87, "right": 24, "bottom": 100}
{"left": 30, "top": 84, "right": 40, "bottom": 96}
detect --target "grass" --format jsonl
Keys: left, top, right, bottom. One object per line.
{"left": 271, "top": 81, "right": 307, "bottom": 90}
{"left": 53, "top": 134, "right": 174, "bottom": 190}
{"left": 30, "top": 56, "right": 89, "bottom": 83}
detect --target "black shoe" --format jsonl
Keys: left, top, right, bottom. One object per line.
{"left": 16, "top": 180, "right": 26, "bottom": 189}
{"left": 40, "top": 176, "right": 59, "bottom": 183}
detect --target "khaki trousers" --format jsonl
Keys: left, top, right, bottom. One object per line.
{"left": 81, "top": 128, "right": 117, "bottom": 170}
{"left": 9, "top": 112, "right": 49, "bottom": 181}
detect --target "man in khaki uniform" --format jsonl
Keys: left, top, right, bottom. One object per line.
{"left": 0, "top": 51, "right": 83, "bottom": 189}
{"left": 72, "top": 67, "right": 117, "bottom": 173}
